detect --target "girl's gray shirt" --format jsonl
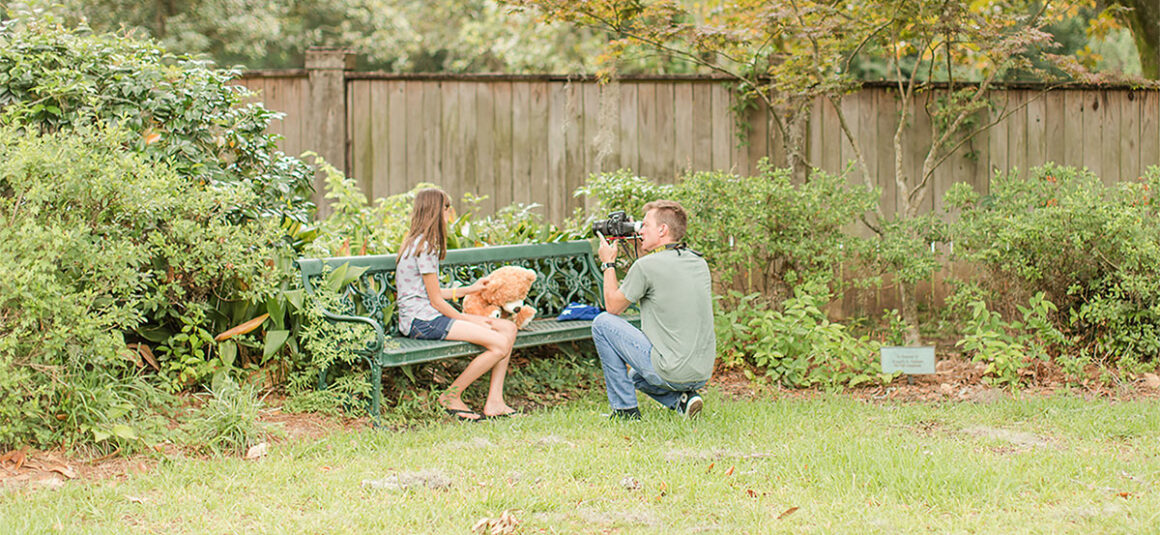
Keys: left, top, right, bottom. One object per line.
{"left": 395, "top": 237, "right": 441, "bottom": 336}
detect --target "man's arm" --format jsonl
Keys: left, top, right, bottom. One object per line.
{"left": 598, "top": 236, "right": 631, "bottom": 315}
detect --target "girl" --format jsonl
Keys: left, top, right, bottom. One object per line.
{"left": 396, "top": 188, "right": 519, "bottom": 421}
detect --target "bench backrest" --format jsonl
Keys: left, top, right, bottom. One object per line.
{"left": 297, "top": 240, "right": 604, "bottom": 336}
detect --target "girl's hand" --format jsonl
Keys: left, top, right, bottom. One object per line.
{"left": 467, "top": 276, "right": 490, "bottom": 294}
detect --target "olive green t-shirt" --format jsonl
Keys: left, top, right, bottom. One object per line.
{"left": 618, "top": 248, "right": 716, "bottom": 384}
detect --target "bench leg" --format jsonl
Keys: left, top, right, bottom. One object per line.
{"left": 368, "top": 361, "right": 383, "bottom": 427}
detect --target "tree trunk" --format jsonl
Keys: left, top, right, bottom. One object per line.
{"left": 1107, "top": 0, "right": 1160, "bottom": 79}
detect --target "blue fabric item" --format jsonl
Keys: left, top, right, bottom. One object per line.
{"left": 556, "top": 302, "right": 602, "bottom": 321}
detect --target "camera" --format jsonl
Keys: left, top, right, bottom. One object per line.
{"left": 591, "top": 210, "right": 641, "bottom": 238}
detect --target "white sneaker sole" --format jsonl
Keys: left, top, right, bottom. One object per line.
{"left": 684, "top": 397, "right": 703, "bottom": 419}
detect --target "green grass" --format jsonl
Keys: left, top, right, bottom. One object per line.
{"left": 5, "top": 391, "right": 1160, "bottom": 534}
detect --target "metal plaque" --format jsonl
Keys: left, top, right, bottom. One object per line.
{"left": 880, "top": 346, "right": 936, "bottom": 375}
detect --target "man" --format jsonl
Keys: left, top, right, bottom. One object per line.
{"left": 593, "top": 199, "right": 716, "bottom": 420}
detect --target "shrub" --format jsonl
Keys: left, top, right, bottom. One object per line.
{"left": 947, "top": 164, "right": 1160, "bottom": 366}
{"left": 672, "top": 161, "right": 877, "bottom": 302}
{"left": 0, "top": 19, "right": 314, "bottom": 225}
{"left": 0, "top": 121, "right": 289, "bottom": 449}
{"left": 740, "top": 284, "right": 885, "bottom": 389}
{"left": 955, "top": 292, "right": 1068, "bottom": 386}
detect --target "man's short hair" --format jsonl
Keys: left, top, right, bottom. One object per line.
{"left": 643, "top": 199, "right": 687, "bottom": 241}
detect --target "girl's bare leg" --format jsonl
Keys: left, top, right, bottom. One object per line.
{"left": 481, "top": 318, "right": 518, "bottom": 417}
{"left": 439, "top": 319, "right": 512, "bottom": 419}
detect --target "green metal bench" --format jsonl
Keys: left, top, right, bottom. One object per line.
{"left": 296, "top": 239, "right": 636, "bottom": 418}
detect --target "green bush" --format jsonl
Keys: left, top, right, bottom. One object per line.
{"left": 955, "top": 292, "right": 1068, "bottom": 386}
{"left": 947, "top": 164, "right": 1160, "bottom": 366}
{"left": 673, "top": 162, "right": 877, "bottom": 302}
{"left": 0, "top": 19, "right": 314, "bottom": 224}
{"left": 0, "top": 121, "right": 289, "bottom": 449}
{"left": 739, "top": 285, "right": 886, "bottom": 389}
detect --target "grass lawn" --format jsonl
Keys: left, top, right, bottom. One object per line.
{"left": 3, "top": 390, "right": 1159, "bottom": 534}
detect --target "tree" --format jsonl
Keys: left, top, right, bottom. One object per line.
{"left": 1101, "top": 0, "right": 1160, "bottom": 78}
{"left": 509, "top": 0, "right": 1077, "bottom": 343}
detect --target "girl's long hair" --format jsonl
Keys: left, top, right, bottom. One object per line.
{"left": 400, "top": 188, "right": 449, "bottom": 260}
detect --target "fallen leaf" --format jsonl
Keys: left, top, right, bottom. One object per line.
{"left": 777, "top": 506, "right": 799, "bottom": 520}
{"left": 1117, "top": 492, "right": 1131, "bottom": 499}
{"left": 45, "top": 464, "right": 76, "bottom": 479}
{"left": 706, "top": 462, "right": 715, "bottom": 473}
{"left": 0, "top": 446, "right": 28, "bottom": 470}
{"left": 747, "top": 489, "right": 758, "bottom": 498}
{"left": 725, "top": 465, "right": 735, "bottom": 476}
{"left": 127, "top": 343, "right": 159, "bottom": 371}
{"left": 126, "top": 496, "right": 147, "bottom": 504}
{"left": 215, "top": 314, "right": 270, "bottom": 342}
{"left": 143, "top": 130, "right": 161, "bottom": 145}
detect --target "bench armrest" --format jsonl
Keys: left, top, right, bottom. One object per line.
{"left": 315, "top": 307, "right": 386, "bottom": 355}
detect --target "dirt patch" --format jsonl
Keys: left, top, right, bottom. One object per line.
{"left": 962, "top": 426, "right": 1052, "bottom": 450}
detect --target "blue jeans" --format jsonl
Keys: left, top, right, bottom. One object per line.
{"left": 591, "top": 312, "right": 706, "bottom": 410}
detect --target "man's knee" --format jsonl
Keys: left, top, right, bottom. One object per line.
{"left": 592, "top": 311, "right": 619, "bottom": 337}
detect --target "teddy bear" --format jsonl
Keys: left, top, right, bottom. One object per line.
{"left": 462, "top": 265, "right": 538, "bottom": 329}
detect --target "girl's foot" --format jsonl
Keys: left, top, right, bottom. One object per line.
{"left": 438, "top": 393, "right": 480, "bottom": 421}
{"left": 482, "top": 402, "right": 518, "bottom": 418}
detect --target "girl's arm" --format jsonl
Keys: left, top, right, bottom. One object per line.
{"left": 422, "top": 273, "right": 488, "bottom": 325}
{"left": 437, "top": 276, "right": 488, "bottom": 302}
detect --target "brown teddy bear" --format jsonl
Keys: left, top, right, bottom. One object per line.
{"left": 462, "top": 266, "right": 538, "bottom": 329}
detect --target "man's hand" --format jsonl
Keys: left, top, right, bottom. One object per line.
{"left": 597, "top": 234, "right": 618, "bottom": 264}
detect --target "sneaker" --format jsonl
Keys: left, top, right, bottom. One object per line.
{"left": 678, "top": 393, "right": 703, "bottom": 419}
{"left": 610, "top": 407, "right": 642, "bottom": 421}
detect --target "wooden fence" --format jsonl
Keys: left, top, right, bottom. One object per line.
{"left": 237, "top": 68, "right": 1160, "bottom": 224}
{"left": 236, "top": 55, "right": 1160, "bottom": 315}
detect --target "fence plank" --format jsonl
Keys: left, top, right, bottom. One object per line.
{"left": 581, "top": 81, "right": 602, "bottom": 200}
{"left": 475, "top": 82, "right": 496, "bottom": 214}
{"left": 1101, "top": 91, "right": 1122, "bottom": 183}
{"left": 493, "top": 81, "right": 514, "bottom": 210}
{"left": 440, "top": 81, "right": 463, "bottom": 198}
{"left": 909, "top": 91, "right": 933, "bottom": 213}
{"left": 548, "top": 82, "right": 568, "bottom": 221}
{"left": 1026, "top": 89, "right": 1046, "bottom": 168}
{"left": 1082, "top": 90, "right": 1103, "bottom": 178}
{"left": 370, "top": 81, "right": 392, "bottom": 199}
{"left": 638, "top": 83, "right": 660, "bottom": 180}
{"left": 1141, "top": 90, "right": 1160, "bottom": 175}
{"left": 674, "top": 82, "right": 694, "bottom": 177}
{"left": 388, "top": 81, "right": 408, "bottom": 197}
{"left": 459, "top": 82, "right": 479, "bottom": 204}
{"left": 692, "top": 83, "right": 713, "bottom": 172}
{"left": 1121, "top": 91, "right": 1141, "bottom": 181}
{"left": 350, "top": 80, "right": 374, "bottom": 197}
{"left": 422, "top": 81, "right": 443, "bottom": 187}
{"left": 1063, "top": 90, "right": 1085, "bottom": 170}
{"left": 529, "top": 82, "right": 550, "bottom": 210}
{"left": 1044, "top": 90, "right": 1065, "bottom": 167}
{"left": 619, "top": 82, "right": 640, "bottom": 173}
{"left": 711, "top": 83, "right": 731, "bottom": 172}
{"left": 511, "top": 82, "right": 532, "bottom": 207}
{"left": 564, "top": 81, "right": 586, "bottom": 215}
{"left": 1007, "top": 90, "right": 1028, "bottom": 176}
{"left": 654, "top": 82, "right": 676, "bottom": 183}
{"left": 404, "top": 80, "right": 427, "bottom": 186}
{"left": 989, "top": 91, "right": 1010, "bottom": 179}
{"left": 877, "top": 88, "right": 898, "bottom": 218}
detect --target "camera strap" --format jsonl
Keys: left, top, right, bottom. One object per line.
{"left": 664, "top": 242, "right": 702, "bottom": 257}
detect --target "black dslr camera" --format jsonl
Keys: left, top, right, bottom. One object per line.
{"left": 591, "top": 210, "right": 641, "bottom": 238}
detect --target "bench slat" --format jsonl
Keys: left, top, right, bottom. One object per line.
{"left": 381, "top": 316, "right": 638, "bottom": 367}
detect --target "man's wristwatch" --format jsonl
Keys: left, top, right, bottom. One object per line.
{"left": 600, "top": 262, "right": 616, "bottom": 272}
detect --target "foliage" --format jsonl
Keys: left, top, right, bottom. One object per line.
{"left": 3, "top": 0, "right": 643, "bottom": 74}
{"left": 673, "top": 162, "right": 877, "bottom": 303}
{"left": 0, "top": 18, "right": 315, "bottom": 225}
{"left": 947, "top": 164, "right": 1160, "bottom": 366}
{"left": 956, "top": 293, "right": 1068, "bottom": 387}
{"left": 739, "top": 284, "right": 885, "bottom": 390}
{"left": 183, "top": 376, "right": 277, "bottom": 456}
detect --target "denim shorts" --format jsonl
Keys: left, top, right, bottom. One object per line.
{"left": 407, "top": 315, "right": 454, "bottom": 340}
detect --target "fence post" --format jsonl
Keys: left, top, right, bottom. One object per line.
{"left": 305, "top": 47, "right": 355, "bottom": 217}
